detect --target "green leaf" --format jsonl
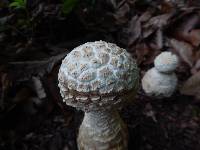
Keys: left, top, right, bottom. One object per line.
{"left": 24, "top": 0, "right": 27, "bottom": 6}
{"left": 62, "top": 0, "right": 78, "bottom": 15}
{"left": 9, "top": 2, "right": 20, "bottom": 8}
{"left": 19, "top": 0, "right": 26, "bottom": 8}
{"left": 9, "top": 0, "right": 26, "bottom": 9}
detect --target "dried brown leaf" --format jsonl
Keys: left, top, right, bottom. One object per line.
{"left": 170, "top": 38, "right": 194, "bottom": 67}
{"left": 135, "top": 43, "right": 150, "bottom": 64}
{"left": 191, "top": 59, "right": 200, "bottom": 74}
{"left": 143, "top": 13, "right": 173, "bottom": 38}
{"left": 113, "top": 2, "right": 129, "bottom": 24}
{"left": 180, "top": 71, "right": 200, "bottom": 99}
{"left": 174, "top": 14, "right": 200, "bottom": 46}
{"left": 138, "top": 11, "right": 152, "bottom": 22}
{"left": 150, "top": 13, "right": 172, "bottom": 27}
{"left": 187, "top": 29, "right": 200, "bottom": 46}
{"left": 135, "top": 42, "right": 160, "bottom": 65}
{"left": 127, "top": 16, "right": 141, "bottom": 46}
{"left": 8, "top": 51, "right": 69, "bottom": 81}
{"left": 160, "top": 1, "right": 175, "bottom": 13}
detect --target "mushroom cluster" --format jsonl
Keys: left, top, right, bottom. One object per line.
{"left": 58, "top": 41, "right": 139, "bottom": 150}
{"left": 142, "top": 51, "right": 179, "bottom": 98}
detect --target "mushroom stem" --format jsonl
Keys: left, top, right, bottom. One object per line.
{"left": 77, "top": 109, "right": 128, "bottom": 150}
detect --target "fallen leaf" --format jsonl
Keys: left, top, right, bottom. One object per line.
{"left": 180, "top": 70, "right": 200, "bottom": 99}
{"left": 113, "top": 2, "right": 129, "bottom": 24}
{"left": 148, "top": 13, "right": 173, "bottom": 27}
{"left": 127, "top": 16, "right": 141, "bottom": 46}
{"left": 195, "top": 59, "right": 200, "bottom": 70}
{"left": 174, "top": 14, "right": 200, "bottom": 46}
{"left": 187, "top": 29, "right": 200, "bottom": 46}
{"left": 143, "top": 13, "right": 173, "bottom": 38}
{"left": 8, "top": 51, "right": 69, "bottom": 81}
{"left": 160, "top": 1, "right": 175, "bottom": 13}
{"left": 191, "top": 59, "right": 200, "bottom": 74}
{"left": 170, "top": 38, "right": 194, "bottom": 67}
{"left": 135, "top": 43, "right": 150, "bottom": 64}
{"left": 138, "top": 11, "right": 152, "bottom": 22}
{"left": 120, "top": 12, "right": 151, "bottom": 46}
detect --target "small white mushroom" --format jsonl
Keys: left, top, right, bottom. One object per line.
{"left": 58, "top": 41, "right": 139, "bottom": 150}
{"left": 142, "top": 51, "right": 179, "bottom": 98}
{"left": 154, "top": 51, "right": 179, "bottom": 73}
{"left": 142, "top": 68, "right": 177, "bottom": 98}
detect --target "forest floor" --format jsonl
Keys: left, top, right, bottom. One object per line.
{"left": 1, "top": 0, "right": 200, "bottom": 150}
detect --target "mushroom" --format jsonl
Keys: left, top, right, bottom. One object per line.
{"left": 142, "top": 51, "right": 179, "bottom": 98}
{"left": 58, "top": 41, "right": 139, "bottom": 150}
{"left": 154, "top": 51, "right": 179, "bottom": 73}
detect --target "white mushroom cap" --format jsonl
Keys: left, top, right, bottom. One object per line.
{"left": 58, "top": 41, "right": 139, "bottom": 111}
{"left": 154, "top": 52, "right": 179, "bottom": 73}
{"left": 142, "top": 68, "right": 177, "bottom": 98}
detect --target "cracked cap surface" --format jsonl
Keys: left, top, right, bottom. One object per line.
{"left": 58, "top": 41, "right": 139, "bottom": 111}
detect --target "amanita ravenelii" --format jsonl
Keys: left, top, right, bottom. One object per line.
{"left": 142, "top": 51, "right": 179, "bottom": 98}
{"left": 58, "top": 41, "right": 139, "bottom": 150}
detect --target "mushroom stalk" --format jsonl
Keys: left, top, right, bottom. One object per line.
{"left": 78, "top": 109, "right": 128, "bottom": 150}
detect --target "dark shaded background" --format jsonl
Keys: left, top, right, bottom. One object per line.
{"left": 1, "top": 0, "right": 200, "bottom": 150}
